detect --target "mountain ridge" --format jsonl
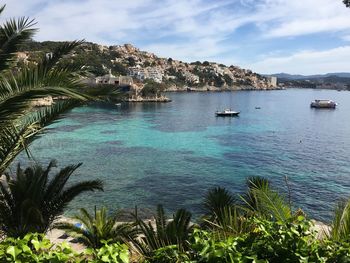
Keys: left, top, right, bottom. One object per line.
{"left": 265, "top": 72, "right": 350, "bottom": 80}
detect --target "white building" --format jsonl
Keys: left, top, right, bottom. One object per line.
{"left": 128, "top": 66, "right": 164, "bottom": 83}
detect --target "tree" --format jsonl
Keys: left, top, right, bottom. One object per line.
{"left": 0, "top": 5, "right": 120, "bottom": 174}
{"left": 0, "top": 161, "right": 103, "bottom": 238}
{"left": 344, "top": 0, "right": 350, "bottom": 7}
{"left": 128, "top": 56, "right": 136, "bottom": 67}
{"left": 55, "top": 206, "right": 137, "bottom": 249}
{"left": 223, "top": 74, "right": 234, "bottom": 86}
{"left": 130, "top": 205, "right": 193, "bottom": 258}
{"left": 141, "top": 79, "right": 166, "bottom": 97}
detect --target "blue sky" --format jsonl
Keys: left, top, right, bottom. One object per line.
{"left": 4, "top": 0, "right": 350, "bottom": 74}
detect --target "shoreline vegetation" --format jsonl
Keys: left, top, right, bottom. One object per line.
{"left": 3, "top": 2, "right": 350, "bottom": 262}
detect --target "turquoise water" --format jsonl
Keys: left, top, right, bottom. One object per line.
{"left": 16, "top": 89, "right": 350, "bottom": 221}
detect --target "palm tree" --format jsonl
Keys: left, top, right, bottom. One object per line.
{"left": 240, "top": 176, "right": 291, "bottom": 222}
{"left": 203, "top": 187, "right": 236, "bottom": 220}
{"left": 202, "top": 187, "right": 252, "bottom": 237}
{"left": 130, "top": 205, "right": 193, "bottom": 258}
{"left": 0, "top": 5, "right": 121, "bottom": 174}
{"left": 328, "top": 198, "right": 350, "bottom": 241}
{"left": 201, "top": 177, "right": 292, "bottom": 238}
{"left": 0, "top": 160, "right": 103, "bottom": 238}
{"left": 55, "top": 206, "right": 138, "bottom": 249}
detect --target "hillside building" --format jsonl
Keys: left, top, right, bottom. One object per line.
{"left": 128, "top": 66, "right": 164, "bottom": 83}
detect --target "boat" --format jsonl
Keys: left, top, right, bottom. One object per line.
{"left": 115, "top": 103, "right": 122, "bottom": 106}
{"left": 310, "top": 99, "right": 337, "bottom": 109}
{"left": 215, "top": 109, "right": 240, "bottom": 117}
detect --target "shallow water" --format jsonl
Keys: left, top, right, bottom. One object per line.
{"left": 16, "top": 89, "right": 350, "bottom": 222}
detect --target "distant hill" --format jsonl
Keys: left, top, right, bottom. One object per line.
{"left": 264, "top": 73, "right": 350, "bottom": 90}
{"left": 266, "top": 72, "right": 350, "bottom": 80}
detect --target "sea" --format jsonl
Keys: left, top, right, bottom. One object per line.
{"left": 15, "top": 88, "right": 350, "bottom": 222}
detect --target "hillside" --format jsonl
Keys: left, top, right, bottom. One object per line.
{"left": 17, "top": 41, "right": 278, "bottom": 91}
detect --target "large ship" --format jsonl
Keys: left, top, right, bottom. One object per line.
{"left": 310, "top": 99, "right": 337, "bottom": 109}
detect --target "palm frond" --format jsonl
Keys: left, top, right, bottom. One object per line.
{"left": 0, "top": 124, "right": 39, "bottom": 174}
{"left": 329, "top": 199, "right": 350, "bottom": 241}
{"left": 203, "top": 205, "right": 251, "bottom": 239}
{"left": 240, "top": 177, "right": 291, "bottom": 221}
{"left": 130, "top": 205, "right": 193, "bottom": 258}
{"left": 0, "top": 100, "right": 80, "bottom": 174}
{"left": 203, "top": 187, "right": 236, "bottom": 221}
{"left": 0, "top": 16, "right": 37, "bottom": 71}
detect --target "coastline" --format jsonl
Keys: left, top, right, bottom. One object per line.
{"left": 166, "top": 85, "right": 283, "bottom": 92}
{"left": 126, "top": 95, "right": 172, "bottom": 102}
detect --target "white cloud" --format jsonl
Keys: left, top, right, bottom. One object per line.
{"left": 249, "top": 46, "right": 350, "bottom": 75}
{"left": 2, "top": 0, "right": 350, "bottom": 74}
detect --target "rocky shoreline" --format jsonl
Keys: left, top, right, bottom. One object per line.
{"left": 126, "top": 95, "right": 171, "bottom": 102}
{"left": 166, "top": 85, "right": 284, "bottom": 92}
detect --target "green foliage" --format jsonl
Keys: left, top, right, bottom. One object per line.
{"left": 202, "top": 61, "right": 210, "bottom": 66}
{"left": 223, "top": 74, "right": 234, "bottom": 86}
{"left": 148, "top": 245, "right": 191, "bottom": 263}
{"left": 55, "top": 206, "right": 137, "bottom": 249}
{"left": 204, "top": 187, "right": 236, "bottom": 219}
{"left": 0, "top": 233, "right": 81, "bottom": 262}
{"left": 190, "top": 61, "right": 202, "bottom": 66}
{"left": 151, "top": 217, "right": 328, "bottom": 262}
{"left": 130, "top": 205, "right": 193, "bottom": 259}
{"left": 240, "top": 176, "right": 292, "bottom": 222}
{"left": 128, "top": 57, "right": 136, "bottom": 67}
{"left": 0, "top": 161, "right": 103, "bottom": 238}
{"left": 0, "top": 5, "right": 37, "bottom": 71}
{"left": 202, "top": 177, "right": 292, "bottom": 239}
{"left": 141, "top": 80, "right": 166, "bottom": 97}
{"left": 329, "top": 199, "right": 350, "bottom": 242}
{"left": 86, "top": 241, "right": 129, "bottom": 263}
{"left": 0, "top": 6, "right": 122, "bottom": 176}
{"left": 0, "top": 234, "right": 130, "bottom": 263}
{"left": 0, "top": 6, "right": 93, "bottom": 174}
{"left": 202, "top": 187, "right": 248, "bottom": 237}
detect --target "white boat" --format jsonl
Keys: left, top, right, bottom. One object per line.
{"left": 310, "top": 99, "right": 337, "bottom": 109}
{"left": 215, "top": 109, "right": 240, "bottom": 117}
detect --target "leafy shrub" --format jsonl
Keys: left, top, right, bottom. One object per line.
{"left": 151, "top": 217, "right": 328, "bottom": 262}
{"left": 0, "top": 233, "right": 81, "bottom": 262}
{"left": 86, "top": 241, "right": 129, "bottom": 263}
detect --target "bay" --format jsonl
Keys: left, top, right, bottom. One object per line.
{"left": 17, "top": 89, "right": 350, "bottom": 222}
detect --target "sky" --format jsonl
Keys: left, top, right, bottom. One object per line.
{"left": 3, "top": 0, "right": 350, "bottom": 75}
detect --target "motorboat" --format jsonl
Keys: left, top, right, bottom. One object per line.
{"left": 215, "top": 109, "right": 240, "bottom": 117}
{"left": 310, "top": 99, "right": 337, "bottom": 109}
